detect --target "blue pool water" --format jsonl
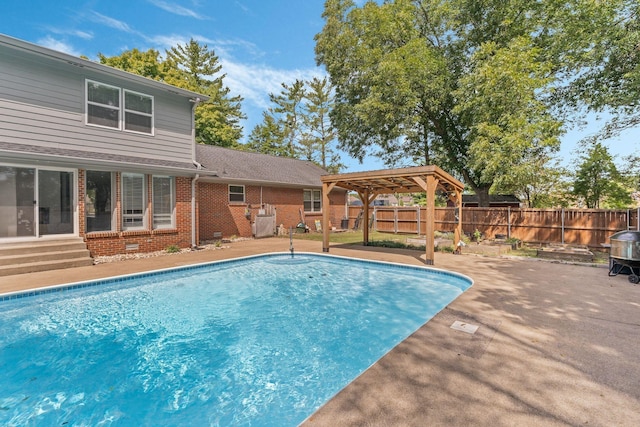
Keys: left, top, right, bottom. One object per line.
{"left": 0, "top": 253, "right": 472, "bottom": 426}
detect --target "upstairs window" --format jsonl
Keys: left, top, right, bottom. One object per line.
{"left": 124, "top": 90, "right": 153, "bottom": 134}
{"left": 304, "top": 189, "right": 322, "bottom": 213}
{"left": 86, "top": 80, "right": 154, "bottom": 135}
{"left": 87, "top": 81, "right": 120, "bottom": 129}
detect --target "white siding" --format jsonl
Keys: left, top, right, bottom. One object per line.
{"left": 0, "top": 45, "right": 194, "bottom": 164}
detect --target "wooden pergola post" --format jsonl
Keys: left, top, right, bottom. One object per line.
{"left": 413, "top": 175, "right": 439, "bottom": 265}
{"left": 322, "top": 182, "right": 335, "bottom": 252}
{"left": 425, "top": 175, "right": 440, "bottom": 264}
{"left": 456, "top": 188, "right": 463, "bottom": 249}
{"left": 358, "top": 189, "right": 378, "bottom": 246}
{"left": 448, "top": 188, "right": 463, "bottom": 249}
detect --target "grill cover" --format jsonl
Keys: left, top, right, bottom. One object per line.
{"left": 610, "top": 231, "right": 640, "bottom": 261}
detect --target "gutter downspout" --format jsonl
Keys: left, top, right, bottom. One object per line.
{"left": 190, "top": 97, "right": 202, "bottom": 249}
{"left": 192, "top": 174, "right": 200, "bottom": 248}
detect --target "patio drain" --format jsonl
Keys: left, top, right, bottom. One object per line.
{"left": 450, "top": 320, "right": 479, "bottom": 334}
{"left": 433, "top": 308, "right": 501, "bottom": 359}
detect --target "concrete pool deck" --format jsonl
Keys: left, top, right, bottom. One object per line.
{"left": 1, "top": 238, "right": 639, "bottom": 426}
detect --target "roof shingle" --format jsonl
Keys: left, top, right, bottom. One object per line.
{"left": 196, "top": 145, "right": 328, "bottom": 187}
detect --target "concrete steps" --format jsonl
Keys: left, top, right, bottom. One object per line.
{"left": 0, "top": 238, "right": 93, "bottom": 276}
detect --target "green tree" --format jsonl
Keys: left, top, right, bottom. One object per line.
{"left": 268, "top": 80, "right": 307, "bottom": 157}
{"left": 247, "top": 78, "right": 344, "bottom": 173}
{"left": 246, "top": 80, "right": 305, "bottom": 157}
{"left": 301, "top": 77, "right": 343, "bottom": 173}
{"left": 165, "top": 39, "right": 245, "bottom": 147}
{"left": 569, "top": 1, "right": 640, "bottom": 138}
{"left": 572, "top": 142, "right": 632, "bottom": 208}
{"left": 245, "top": 112, "right": 288, "bottom": 156}
{"left": 624, "top": 155, "right": 640, "bottom": 189}
{"left": 98, "top": 48, "right": 173, "bottom": 81}
{"left": 315, "top": 0, "right": 626, "bottom": 206}
{"left": 506, "top": 157, "right": 571, "bottom": 208}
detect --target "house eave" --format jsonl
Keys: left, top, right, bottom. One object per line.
{"left": 198, "top": 175, "right": 335, "bottom": 189}
{"left": 0, "top": 147, "right": 217, "bottom": 177}
{"left": 0, "top": 33, "right": 209, "bottom": 102}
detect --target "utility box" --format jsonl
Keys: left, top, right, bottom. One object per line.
{"left": 254, "top": 214, "right": 276, "bottom": 238}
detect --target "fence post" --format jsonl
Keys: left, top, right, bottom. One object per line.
{"left": 507, "top": 206, "right": 511, "bottom": 238}
{"left": 416, "top": 206, "right": 420, "bottom": 235}
{"left": 394, "top": 207, "right": 398, "bottom": 234}
{"left": 561, "top": 208, "right": 565, "bottom": 244}
{"left": 373, "top": 206, "right": 378, "bottom": 232}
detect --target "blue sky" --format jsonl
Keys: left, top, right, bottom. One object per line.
{"left": 1, "top": 0, "right": 636, "bottom": 172}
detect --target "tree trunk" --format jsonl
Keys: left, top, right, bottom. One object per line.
{"left": 475, "top": 187, "right": 491, "bottom": 207}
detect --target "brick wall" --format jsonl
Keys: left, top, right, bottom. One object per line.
{"left": 198, "top": 182, "right": 348, "bottom": 240}
{"left": 80, "top": 172, "right": 348, "bottom": 254}
{"left": 81, "top": 171, "right": 193, "bottom": 256}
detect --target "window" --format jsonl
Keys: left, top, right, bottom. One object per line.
{"left": 229, "top": 185, "right": 245, "bottom": 203}
{"left": 122, "top": 173, "right": 146, "bottom": 229}
{"left": 304, "top": 189, "right": 322, "bottom": 212}
{"left": 87, "top": 81, "right": 120, "bottom": 129}
{"left": 85, "top": 171, "right": 113, "bottom": 232}
{"left": 86, "top": 80, "right": 154, "bottom": 134}
{"left": 152, "top": 176, "right": 175, "bottom": 229}
{"left": 124, "top": 90, "right": 153, "bottom": 134}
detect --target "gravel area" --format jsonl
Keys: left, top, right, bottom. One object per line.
{"left": 92, "top": 238, "right": 252, "bottom": 264}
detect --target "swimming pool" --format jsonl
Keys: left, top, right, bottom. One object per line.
{"left": 0, "top": 253, "right": 472, "bottom": 426}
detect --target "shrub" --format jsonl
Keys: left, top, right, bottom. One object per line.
{"left": 166, "top": 244, "right": 180, "bottom": 253}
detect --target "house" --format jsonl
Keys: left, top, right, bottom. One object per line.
{"left": 196, "top": 145, "right": 348, "bottom": 239}
{"left": 461, "top": 194, "right": 522, "bottom": 208}
{"left": 0, "top": 34, "right": 344, "bottom": 268}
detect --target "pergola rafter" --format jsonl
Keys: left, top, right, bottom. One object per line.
{"left": 321, "top": 165, "right": 465, "bottom": 265}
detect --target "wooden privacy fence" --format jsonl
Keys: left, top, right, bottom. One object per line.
{"left": 345, "top": 206, "right": 640, "bottom": 248}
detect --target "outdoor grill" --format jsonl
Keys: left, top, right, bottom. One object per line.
{"left": 608, "top": 230, "right": 640, "bottom": 283}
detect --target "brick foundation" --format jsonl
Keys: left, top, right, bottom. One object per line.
{"left": 80, "top": 171, "right": 194, "bottom": 257}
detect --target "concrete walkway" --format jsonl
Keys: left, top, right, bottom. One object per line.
{"left": 1, "top": 238, "right": 639, "bottom": 426}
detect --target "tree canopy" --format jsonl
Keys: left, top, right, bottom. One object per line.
{"left": 569, "top": 1, "right": 640, "bottom": 139}
{"left": 247, "top": 77, "right": 344, "bottom": 173}
{"left": 572, "top": 142, "right": 632, "bottom": 208}
{"left": 99, "top": 39, "right": 245, "bottom": 147}
{"left": 315, "top": 0, "right": 630, "bottom": 206}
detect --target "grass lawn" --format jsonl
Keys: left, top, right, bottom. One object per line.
{"left": 281, "top": 230, "right": 610, "bottom": 264}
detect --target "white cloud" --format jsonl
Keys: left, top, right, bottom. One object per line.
{"left": 141, "top": 32, "right": 325, "bottom": 128}
{"left": 147, "top": 0, "right": 207, "bottom": 19}
{"left": 36, "top": 36, "right": 81, "bottom": 56}
{"left": 222, "top": 60, "right": 323, "bottom": 110}
{"left": 234, "top": 1, "right": 251, "bottom": 14}
{"left": 147, "top": 34, "right": 191, "bottom": 50}
{"left": 46, "top": 27, "right": 94, "bottom": 40}
{"left": 89, "top": 12, "right": 134, "bottom": 33}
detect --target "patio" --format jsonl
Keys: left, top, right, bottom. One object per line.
{"left": 1, "top": 238, "right": 638, "bottom": 426}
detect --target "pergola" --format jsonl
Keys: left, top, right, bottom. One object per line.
{"left": 321, "top": 166, "right": 465, "bottom": 265}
